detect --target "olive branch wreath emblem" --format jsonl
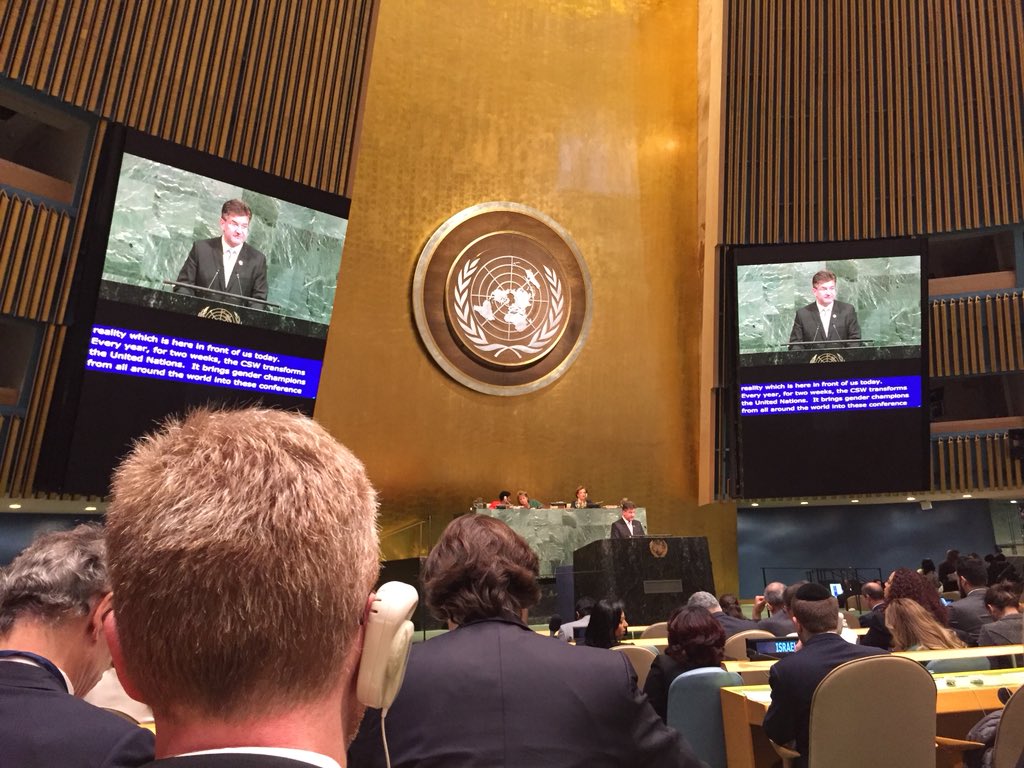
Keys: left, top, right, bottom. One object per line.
{"left": 453, "top": 258, "right": 564, "bottom": 360}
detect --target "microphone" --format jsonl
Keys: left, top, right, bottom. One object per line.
{"left": 206, "top": 268, "right": 221, "bottom": 291}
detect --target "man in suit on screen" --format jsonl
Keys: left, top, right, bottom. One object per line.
{"left": 788, "top": 270, "right": 861, "bottom": 349}
{"left": 174, "top": 199, "right": 268, "bottom": 309}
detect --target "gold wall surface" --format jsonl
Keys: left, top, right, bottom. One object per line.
{"left": 318, "top": 0, "right": 739, "bottom": 588}
{"left": 722, "top": 0, "right": 1024, "bottom": 244}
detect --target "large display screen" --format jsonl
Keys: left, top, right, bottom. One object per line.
{"left": 728, "top": 238, "right": 929, "bottom": 498}
{"left": 38, "top": 127, "right": 350, "bottom": 495}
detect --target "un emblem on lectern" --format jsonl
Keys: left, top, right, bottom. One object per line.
{"left": 413, "top": 203, "right": 592, "bottom": 396}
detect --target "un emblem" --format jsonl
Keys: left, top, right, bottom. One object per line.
{"left": 413, "top": 203, "right": 592, "bottom": 395}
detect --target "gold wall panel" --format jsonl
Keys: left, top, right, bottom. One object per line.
{"left": 0, "top": 0, "right": 376, "bottom": 195}
{"left": 316, "top": 0, "right": 739, "bottom": 590}
{"left": 930, "top": 294, "right": 1024, "bottom": 377}
{"left": 722, "top": 0, "right": 1024, "bottom": 244}
{"left": 932, "top": 433, "right": 1022, "bottom": 492}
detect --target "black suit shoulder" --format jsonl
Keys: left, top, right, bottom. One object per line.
{"left": 0, "top": 663, "right": 154, "bottom": 768}
{"left": 144, "top": 757, "right": 313, "bottom": 767}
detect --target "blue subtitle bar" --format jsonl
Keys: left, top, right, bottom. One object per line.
{"left": 740, "top": 375, "right": 921, "bottom": 416}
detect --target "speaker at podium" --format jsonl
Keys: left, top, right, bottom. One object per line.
{"left": 572, "top": 537, "right": 716, "bottom": 627}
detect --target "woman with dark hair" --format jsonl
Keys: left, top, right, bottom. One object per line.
{"left": 978, "top": 583, "right": 1023, "bottom": 667}
{"left": 718, "top": 593, "right": 745, "bottom": 619}
{"left": 885, "top": 567, "right": 949, "bottom": 625}
{"left": 642, "top": 606, "right": 726, "bottom": 721}
{"left": 583, "top": 599, "right": 628, "bottom": 649}
{"left": 348, "top": 514, "right": 700, "bottom": 767}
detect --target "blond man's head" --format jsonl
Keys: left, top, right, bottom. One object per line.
{"left": 106, "top": 408, "right": 379, "bottom": 719}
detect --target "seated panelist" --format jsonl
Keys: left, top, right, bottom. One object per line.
{"left": 572, "top": 485, "right": 600, "bottom": 509}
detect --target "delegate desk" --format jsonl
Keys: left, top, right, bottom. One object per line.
{"left": 720, "top": 656, "right": 1024, "bottom": 768}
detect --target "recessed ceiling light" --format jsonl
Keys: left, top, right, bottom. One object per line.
{"left": 751, "top": 502, "right": 759, "bottom": 507}
{"left": 800, "top": 501, "right": 809, "bottom": 505}
{"left": 962, "top": 494, "right": 972, "bottom": 499}
{"left": 850, "top": 499, "right": 860, "bottom": 503}
{"left": 906, "top": 496, "right": 916, "bottom": 501}
{"left": 1010, "top": 500, "right": 1018, "bottom": 504}
{"left": 84, "top": 506, "right": 97, "bottom": 512}
{"left": 8, "top": 503, "right": 21, "bottom": 509}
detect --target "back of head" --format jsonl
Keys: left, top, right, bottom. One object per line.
{"left": 574, "top": 596, "right": 596, "bottom": 619}
{"left": 718, "top": 593, "right": 744, "bottom": 619}
{"left": 791, "top": 583, "right": 839, "bottom": 635}
{"left": 686, "top": 590, "right": 721, "bottom": 612}
{"left": 783, "top": 580, "right": 809, "bottom": 613}
{"left": 106, "top": 407, "right": 380, "bottom": 720}
{"left": 884, "top": 597, "right": 962, "bottom": 651}
{"left": 584, "top": 599, "right": 624, "bottom": 649}
{"left": 0, "top": 524, "right": 107, "bottom": 636}
{"left": 887, "top": 567, "right": 948, "bottom": 625}
{"left": 861, "top": 581, "right": 884, "bottom": 601}
{"left": 764, "top": 582, "right": 786, "bottom": 609}
{"left": 956, "top": 557, "right": 987, "bottom": 588}
{"left": 984, "top": 583, "right": 1020, "bottom": 612}
{"left": 665, "top": 605, "right": 725, "bottom": 668}
{"left": 423, "top": 514, "right": 539, "bottom": 625}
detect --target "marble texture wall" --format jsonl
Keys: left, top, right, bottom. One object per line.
{"left": 736, "top": 256, "right": 921, "bottom": 353}
{"left": 103, "top": 155, "right": 346, "bottom": 326}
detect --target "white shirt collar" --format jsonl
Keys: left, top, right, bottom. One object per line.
{"left": 179, "top": 747, "right": 339, "bottom": 768}
{"left": 221, "top": 237, "right": 241, "bottom": 257}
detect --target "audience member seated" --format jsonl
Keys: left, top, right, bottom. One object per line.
{"left": 978, "top": 583, "right": 1023, "bottom": 668}
{"left": 753, "top": 582, "right": 793, "bottom": 637}
{"left": 583, "top": 599, "right": 628, "bottom": 649}
{"left": 938, "top": 549, "right": 961, "bottom": 591}
{"left": 0, "top": 524, "right": 154, "bottom": 768}
{"left": 885, "top": 597, "right": 964, "bottom": 651}
{"left": 548, "top": 614, "right": 563, "bottom": 638}
{"left": 918, "top": 558, "right": 941, "bottom": 590}
{"left": 557, "top": 596, "right": 595, "bottom": 642}
{"left": 642, "top": 606, "right": 726, "bottom": 722}
{"left": 762, "top": 584, "right": 887, "bottom": 767}
{"left": 718, "top": 593, "right": 745, "bottom": 619}
{"left": 349, "top": 514, "right": 702, "bottom": 768}
{"left": 688, "top": 591, "right": 758, "bottom": 637}
{"left": 950, "top": 557, "right": 995, "bottom": 645}
{"left": 886, "top": 567, "right": 949, "bottom": 625}
{"left": 987, "top": 553, "right": 1018, "bottom": 584}
{"left": 857, "top": 581, "right": 892, "bottom": 649}
{"left": 516, "top": 490, "right": 543, "bottom": 508}
{"left": 488, "top": 490, "right": 512, "bottom": 508}
{"left": 104, "top": 407, "right": 382, "bottom": 767}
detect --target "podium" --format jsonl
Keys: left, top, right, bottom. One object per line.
{"left": 572, "top": 537, "right": 715, "bottom": 627}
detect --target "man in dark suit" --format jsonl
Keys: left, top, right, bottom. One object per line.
{"left": 104, "top": 408, "right": 382, "bottom": 767}
{"left": 763, "top": 583, "right": 887, "bottom": 766}
{"left": 610, "top": 498, "right": 646, "bottom": 538}
{"left": 0, "top": 524, "right": 154, "bottom": 767}
{"left": 688, "top": 590, "right": 760, "bottom": 637}
{"left": 174, "top": 199, "right": 268, "bottom": 309}
{"left": 348, "top": 515, "right": 701, "bottom": 768}
{"left": 754, "top": 582, "right": 795, "bottom": 637}
{"left": 788, "top": 269, "right": 861, "bottom": 350}
{"left": 949, "top": 557, "right": 995, "bottom": 645}
{"left": 857, "top": 581, "right": 892, "bottom": 649}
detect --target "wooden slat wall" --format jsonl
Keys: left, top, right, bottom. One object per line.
{"left": 723, "top": 0, "right": 1024, "bottom": 244}
{"left": 932, "top": 433, "right": 1024, "bottom": 493}
{"left": 0, "top": 1, "right": 377, "bottom": 497}
{"left": 0, "top": 0, "right": 377, "bottom": 196}
{"left": 929, "top": 293, "right": 1024, "bottom": 377}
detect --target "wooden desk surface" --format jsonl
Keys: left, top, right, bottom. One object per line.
{"left": 723, "top": 644, "right": 1024, "bottom": 674}
{"left": 720, "top": 667, "right": 1024, "bottom": 768}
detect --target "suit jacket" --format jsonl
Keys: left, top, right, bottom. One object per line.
{"left": 948, "top": 589, "right": 994, "bottom": 645}
{"left": 0, "top": 661, "right": 154, "bottom": 767}
{"left": 610, "top": 517, "right": 646, "bottom": 539}
{"left": 857, "top": 603, "right": 893, "bottom": 649}
{"left": 977, "top": 614, "right": 1023, "bottom": 668}
{"left": 713, "top": 610, "right": 760, "bottom": 638}
{"left": 758, "top": 608, "right": 796, "bottom": 637}
{"left": 642, "top": 654, "right": 709, "bottom": 722}
{"left": 788, "top": 300, "right": 861, "bottom": 349}
{"left": 347, "top": 616, "right": 701, "bottom": 768}
{"left": 762, "top": 633, "right": 886, "bottom": 767}
{"left": 174, "top": 238, "right": 268, "bottom": 308}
